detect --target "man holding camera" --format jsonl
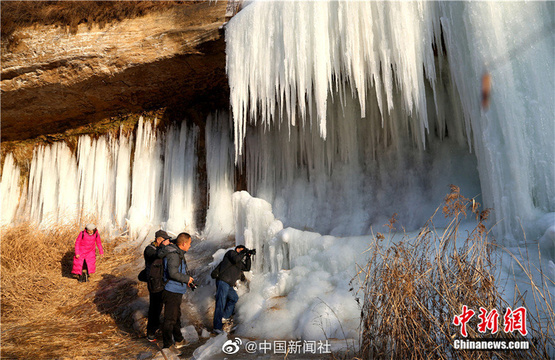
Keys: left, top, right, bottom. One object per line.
{"left": 158, "top": 232, "right": 195, "bottom": 352}
{"left": 212, "top": 245, "right": 253, "bottom": 334}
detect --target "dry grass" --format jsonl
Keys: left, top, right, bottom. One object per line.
{"left": 1, "top": 222, "right": 154, "bottom": 359}
{"left": 354, "top": 185, "right": 554, "bottom": 359}
{"left": 500, "top": 238, "right": 555, "bottom": 359}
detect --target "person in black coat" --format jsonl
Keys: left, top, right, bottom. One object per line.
{"left": 212, "top": 245, "right": 252, "bottom": 333}
{"left": 144, "top": 230, "right": 171, "bottom": 342}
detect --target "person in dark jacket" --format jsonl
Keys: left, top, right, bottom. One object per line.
{"left": 144, "top": 230, "right": 171, "bottom": 342}
{"left": 212, "top": 245, "right": 252, "bottom": 334}
{"left": 158, "top": 232, "right": 194, "bottom": 352}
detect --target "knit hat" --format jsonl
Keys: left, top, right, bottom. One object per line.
{"left": 85, "top": 224, "right": 96, "bottom": 231}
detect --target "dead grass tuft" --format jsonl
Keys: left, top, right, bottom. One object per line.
{"left": 354, "top": 185, "right": 554, "bottom": 359}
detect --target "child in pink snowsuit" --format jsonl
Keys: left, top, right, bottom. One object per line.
{"left": 71, "top": 224, "right": 104, "bottom": 281}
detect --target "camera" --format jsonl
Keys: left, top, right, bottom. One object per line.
{"left": 246, "top": 248, "right": 257, "bottom": 256}
{"left": 189, "top": 280, "right": 198, "bottom": 291}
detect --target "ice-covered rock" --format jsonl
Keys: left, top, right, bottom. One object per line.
{"left": 181, "top": 325, "right": 200, "bottom": 344}
{"left": 192, "top": 333, "right": 228, "bottom": 360}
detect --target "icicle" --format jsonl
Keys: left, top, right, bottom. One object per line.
{"left": 127, "top": 117, "right": 163, "bottom": 239}
{"left": 204, "top": 112, "right": 236, "bottom": 241}
{"left": 114, "top": 130, "right": 132, "bottom": 229}
{"left": 0, "top": 154, "right": 22, "bottom": 226}
{"left": 162, "top": 121, "right": 198, "bottom": 234}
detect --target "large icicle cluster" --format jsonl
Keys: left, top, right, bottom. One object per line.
{"left": 226, "top": 1, "right": 443, "bottom": 156}
{"left": 19, "top": 135, "right": 131, "bottom": 230}
{"left": 0, "top": 118, "right": 202, "bottom": 245}
{"left": 241, "top": 88, "right": 481, "bottom": 235}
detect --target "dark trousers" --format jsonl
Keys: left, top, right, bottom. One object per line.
{"left": 162, "top": 290, "right": 184, "bottom": 348}
{"left": 146, "top": 291, "right": 163, "bottom": 337}
{"left": 213, "top": 280, "right": 239, "bottom": 330}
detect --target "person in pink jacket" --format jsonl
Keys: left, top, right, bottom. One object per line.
{"left": 71, "top": 224, "right": 104, "bottom": 282}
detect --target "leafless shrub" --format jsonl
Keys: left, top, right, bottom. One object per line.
{"left": 354, "top": 185, "right": 553, "bottom": 359}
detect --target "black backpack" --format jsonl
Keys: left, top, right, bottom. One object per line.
{"left": 210, "top": 262, "right": 222, "bottom": 279}
{"left": 147, "top": 257, "right": 167, "bottom": 293}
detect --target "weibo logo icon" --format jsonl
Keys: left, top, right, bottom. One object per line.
{"left": 222, "top": 338, "right": 242, "bottom": 355}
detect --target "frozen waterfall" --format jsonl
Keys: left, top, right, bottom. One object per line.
{"left": 2, "top": 0, "right": 552, "bottom": 245}
{"left": 0, "top": 0, "right": 553, "bottom": 346}
{"left": 226, "top": 0, "right": 554, "bottom": 242}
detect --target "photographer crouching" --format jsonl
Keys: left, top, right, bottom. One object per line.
{"left": 211, "top": 245, "right": 255, "bottom": 334}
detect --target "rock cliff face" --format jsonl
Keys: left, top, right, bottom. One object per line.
{"left": 1, "top": 1, "right": 229, "bottom": 142}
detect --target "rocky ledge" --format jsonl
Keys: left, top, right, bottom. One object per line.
{"left": 1, "top": 1, "right": 230, "bottom": 142}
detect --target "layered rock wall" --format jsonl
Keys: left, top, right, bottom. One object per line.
{"left": 1, "top": 1, "right": 229, "bottom": 141}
